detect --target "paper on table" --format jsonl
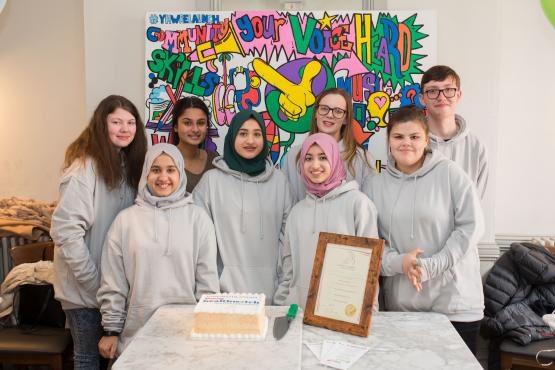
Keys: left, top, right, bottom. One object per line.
{"left": 319, "top": 340, "right": 370, "bottom": 370}
{"left": 303, "top": 341, "right": 323, "bottom": 360}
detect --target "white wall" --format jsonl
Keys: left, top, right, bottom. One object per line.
{"left": 0, "top": 0, "right": 86, "bottom": 202}
{"left": 495, "top": 0, "right": 555, "bottom": 236}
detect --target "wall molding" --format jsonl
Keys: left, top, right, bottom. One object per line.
{"left": 495, "top": 233, "right": 555, "bottom": 254}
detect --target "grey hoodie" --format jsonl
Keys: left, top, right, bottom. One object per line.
{"left": 281, "top": 140, "right": 375, "bottom": 203}
{"left": 97, "top": 144, "right": 219, "bottom": 351}
{"left": 193, "top": 156, "right": 293, "bottom": 304}
{"left": 275, "top": 180, "right": 379, "bottom": 308}
{"left": 51, "top": 158, "right": 134, "bottom": 310}
{"left": 363, "top": 149, "right": 484, "bottom": 321}
{"left": 429, "top": 114, "right": 488, "bottom": 198}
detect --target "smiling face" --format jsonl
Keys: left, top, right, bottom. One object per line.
{"left": 174, "top": 107, "right": 208, "bottom": 147}
{"left": 315, "top": 93, "right": 347, "bottom": 141}
{"left": 146, "top": 154, "right": 180, "bottom": 197}
{"left": 388, "top": 120, "right": 429, "bottom": 175}
{"left": 420, "top": 76, "right": 462, "bottom": 119}
{"left": 303, "top": 144, "right": 331, "bottom": 184}
{"left": 107, "top": 108, "right": 137, "bottom": 149}
{"left": 234, "top": 118, "right": 264, "bottom": 159}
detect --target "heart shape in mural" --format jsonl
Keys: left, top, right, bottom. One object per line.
{"left": 374, "top": 96, "right": 387, "bottom": 108}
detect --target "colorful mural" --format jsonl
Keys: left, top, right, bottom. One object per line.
{"left": 145, "top": 11, "right": 436, "bottom": 168}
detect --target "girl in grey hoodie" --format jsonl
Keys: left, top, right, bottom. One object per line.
{"left": 281, "top": 88, "right": 376, "bottom": 203}
{"left": 362, "top": 106, "right": 484, "bottom": 355}
{"left": 193, "top": 110, "right": 293, "bottom": 304}
{"left": 276, "top": 133, "right": 379, "bottom": 308}
{"left": 97, "top": 144, "right": 219, "bottom": 358}
{"left": 50, "top": 95, "right": 147, "bottom": 369}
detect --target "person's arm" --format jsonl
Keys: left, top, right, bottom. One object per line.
{"left": 194, "top": 212, "right": 220, "bottom": 299}
{"left": 192, "top": 173, "right": 213, "bottom": 218}
{"left": 274, "top": 182, "right": 294, "bottom": 305}
{"left": 97, "top": 216, "right": 128, "bottom": 346}
{"left": 280, "top": 146, "right": 303, "bottom": 203}
{"left": 50, "top": 169, "right": 99, "bottom": 291}
{"left": 476, "top": 144, "right": 489, "bottom": 199}
{"left": 418, "top": 165, "right": 485, "bottom": 282}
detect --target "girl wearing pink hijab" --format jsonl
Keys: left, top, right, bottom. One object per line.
{"left": 274, "top": 133, "right": 379, "bottom": 309}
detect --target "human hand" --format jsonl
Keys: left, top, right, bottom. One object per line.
{"left": 252, "top": 58, "right": 321, "bottom": 121}
{"left": 98, "top": 335, "right": 118, "bottom": 359}
{"left": 402, "top": 249, "right": 423, "bottom": 292}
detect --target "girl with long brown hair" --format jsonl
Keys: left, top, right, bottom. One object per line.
{"left": 50, "top": 95, "right": 147, "bottom": 369}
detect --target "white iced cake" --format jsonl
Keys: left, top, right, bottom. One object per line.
{"left": 191, "top": 293, "right": 267, "bottom": 339}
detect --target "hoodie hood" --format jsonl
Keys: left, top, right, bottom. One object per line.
{"left": 213, "top": 155, "right": 274, "bottom": 182}
{"left": 385, "top": 148, "right": 444, "bottom": 179}
{"left": 137, "top": 143, "right": 189, "bottom": 209}
{"left": 429, "top": 114, "right": 469, "bottom": 145}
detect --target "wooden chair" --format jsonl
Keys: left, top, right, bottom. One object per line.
{"left": 500, "top": 338, "right": 555, "bottom": 369}
{"left": 0, "top": 241, "right": 73, "bottom": 370}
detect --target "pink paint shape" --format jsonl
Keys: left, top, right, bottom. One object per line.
{"left": 374, "top": 96, "right": 387, "bottom": 108}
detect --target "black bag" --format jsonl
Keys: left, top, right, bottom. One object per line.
{"left": 16, "top": 283, "right": 66, "bottom": 329}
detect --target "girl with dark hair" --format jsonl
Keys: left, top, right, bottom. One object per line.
{"left": 50, "top": 95, "right": 147, "bottom": 369}
{"left": 193, "top": 110, "right": 293, "bottom": 304}
{"left": 281, "top": 88, "right": 376, "bottom": 203}
{"left": 171, "top": 96, "right": 217, "bottom": 192}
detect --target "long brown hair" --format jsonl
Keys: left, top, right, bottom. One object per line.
{"left": 309, "top": 88, "right": 371, "bottom": 175}
{"left": 64, "top": 95, "right": 147, "bottom": 190}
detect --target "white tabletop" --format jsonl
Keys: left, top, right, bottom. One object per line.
{"left": 113, "top": 305, "right": 482, "bottom": 370}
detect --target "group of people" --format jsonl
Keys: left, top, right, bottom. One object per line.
{"left": 49, "top": 65, "right": 488, "bottom": 369}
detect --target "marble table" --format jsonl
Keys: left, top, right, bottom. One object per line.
{"left": 113, "top": 305, "right": 482, "bottom": 370}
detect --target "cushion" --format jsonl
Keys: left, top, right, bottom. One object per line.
{"left": 501, "top": 338, "right": 555, "bottom": 360}
{"left": 0, "top": 326, "right": 71, "bottom": 354}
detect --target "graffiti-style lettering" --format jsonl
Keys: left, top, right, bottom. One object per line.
{"left": 355, "top": 14, "right": 372, "bottom": 66}
{"left": 145, "top": 10, "right": 433, "bottom": 165}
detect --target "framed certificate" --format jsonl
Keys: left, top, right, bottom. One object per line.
{"left": 303, "top": 232, "right": 384, "bottom": 337}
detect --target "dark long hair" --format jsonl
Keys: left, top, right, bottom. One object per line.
{"left": 63, "top": 95, "right": 147, "bottom": 190}
{"left": 171, "top": 96, "right": 210, "bottom": 146}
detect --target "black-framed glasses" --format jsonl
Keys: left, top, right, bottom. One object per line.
{"left": 423, "top": 87, "right": 458, "bottom": 99}
{"left": 316, "top": 105, "right": 347, "bottom": 119}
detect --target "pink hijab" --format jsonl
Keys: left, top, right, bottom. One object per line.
{"left": 299, "top": 133, "right": 346, "bottom": 198}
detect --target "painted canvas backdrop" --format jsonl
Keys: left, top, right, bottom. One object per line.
{"left": 144, "top": 10, "right": 436, "bottom": 169}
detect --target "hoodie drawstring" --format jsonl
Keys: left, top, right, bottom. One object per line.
{"left": 411, "top": 175, "right": 417, "bottom": 240}
{"left": 256, "top": 180, "right": 263, "bottom": 240}
{"left": 153, "top": 206, "right": 158, "bottom": 242}
{"left": 164, "top": 207, "right": 173, "bottom": 256}
{"left": 387, "top": 179, "right": 405, "bottom": 247}
{"left": 240, "top": 173, "right": 246, "bottom": 233}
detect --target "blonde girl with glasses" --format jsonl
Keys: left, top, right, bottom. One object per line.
{"left": 281, "top": 88, "right": 376, "bottom": 203}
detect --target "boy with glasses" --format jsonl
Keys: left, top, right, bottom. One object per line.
{"left": 419, "top": 65, "right": 489, "bottom": 198}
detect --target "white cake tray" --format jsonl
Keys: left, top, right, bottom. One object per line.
{"left": 190, "top": 316, "right": 269, "bottom": 341}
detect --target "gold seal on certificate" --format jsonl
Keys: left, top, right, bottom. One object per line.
{"left": 345, "top": 304, "right": 357, "bottom": 317}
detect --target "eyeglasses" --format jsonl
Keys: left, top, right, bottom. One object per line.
{"left": 316, "top": 105, "right": 347, "bottom": 119}
{"left": 423, "top": 87, "right": 458, "bottom": 99}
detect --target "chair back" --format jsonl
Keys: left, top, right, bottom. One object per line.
{"left": 10, "top": 241, "right": 54, "bottom": 266}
